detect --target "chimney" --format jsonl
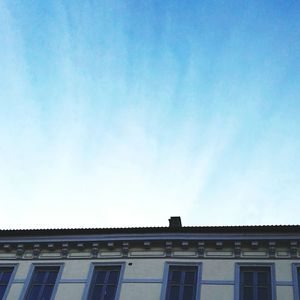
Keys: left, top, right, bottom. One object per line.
{"left": 169, "top": 216, "right": 182, "bottom": 228}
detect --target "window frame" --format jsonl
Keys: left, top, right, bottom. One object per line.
{"left": 19, "top": 263, "right": 64, "bottom": 300}
{"left": 160, "top": 262, "right": 202, "bottom": 300}
{"left": 0, "top": 264, "right": 18, "bottom": 300}
{"left": 292, "top": 263, "right": 300, "bottom": 300}
{"left": 82, "top": 262, "right": 125, "bottom": 300}
{"left": 234, "top": 263, "right": 276, "bottom": 300}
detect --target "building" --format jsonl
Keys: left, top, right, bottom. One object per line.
{"left": 0, "top": 217, "right": 300, "bottom": 300}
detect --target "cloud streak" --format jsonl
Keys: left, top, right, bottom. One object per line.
{"left": 0, "top": 0, "right": 300, "bottom": 228}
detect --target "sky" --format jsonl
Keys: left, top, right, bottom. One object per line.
{"left": 0, "top": 0, "right": 300, "bottom": 229}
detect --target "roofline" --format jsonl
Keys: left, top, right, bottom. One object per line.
{"left": 1, "top": 225, "right": 300, "bottom": 238}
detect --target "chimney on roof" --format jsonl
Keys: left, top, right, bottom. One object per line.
{"left": 169, "top": 216, "right": 182, "bottom": 228}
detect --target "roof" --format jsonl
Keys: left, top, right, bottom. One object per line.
{"left": 1, "top": 225, "right": 300, "bottom": 238}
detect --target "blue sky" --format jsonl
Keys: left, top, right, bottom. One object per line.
{"left": 1, "top": 0, "right": 300, "bottom": 229}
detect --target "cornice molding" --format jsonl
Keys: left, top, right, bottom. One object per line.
{"left": 0, "top": 237, "right": 299, "bottom": 260}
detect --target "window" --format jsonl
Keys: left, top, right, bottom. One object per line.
{"left": 239, "top": 267, "right": 272, "bottom": 300}
{"left": 292, "top": 264, "right": 300, "bottom": 300}
{"left": 87, "top": 266, "right": 121, "bottom": 300}
{"left": 165, "top": 266, "right": 198, "bottom": 300}
{"left": 0, "top": 267, "right": 14, "bottom": 300}
{"left": 25, "top": 266, "right": 60, "bottom": 300}
{"left": 296, "top": 267, "right": 300, "bottom": 300}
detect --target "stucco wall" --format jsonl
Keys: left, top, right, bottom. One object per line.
{"left": 1, "top": 258, "right": 298, "bottom": 299}
{"left": 55, "top": 283, "right": 85, "bottom": 300}
{"left": 201, "top": 285, "right": 234, "bottom": 300}
{"left": 120, "top": 283, "right": 162, "bottom": 300}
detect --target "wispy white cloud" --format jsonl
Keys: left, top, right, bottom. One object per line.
{"left": 0, "top": 1, "right": 300, "bottom": 228}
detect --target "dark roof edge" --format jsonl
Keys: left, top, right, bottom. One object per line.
{"left": 1, "top": 225, "right": 300, "bottom": 237}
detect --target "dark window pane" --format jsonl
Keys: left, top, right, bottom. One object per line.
{"left": 243, "top": 287, "right": 253, "bottom": 300}
{"left": 170, "top": 271, "right": 181, "bottom": 283}
{"left": 32, "top": 271, "right": 47, "bottom": 284}
{"left": 0, "top": 268, "right": 12, "bottom": 272}
{"left": 26, "top": 267, "right": 59, "bottom": 300}
{"left": 167, "top": 266, "right": 197, "bottom": 300}
{"left": 89, "top": 285, "right": 103, "bottom": 300}
{"left": 298, "top": 268, "right": 300, "bottom": 299}
{"left": 27, "top": 285, "right": 42, "bottom": 300}
{"left": 1, "top": 273, "right": 11, "bottom": 284}
{"left": 0, "top": 267, "right": 14, "bottom": 281}
{"left": 242, "top": 272, "right": 253, "bottom": 285}
{"left": 89, "top": 267, "right": 121, "bottom": 300}
{"left": 104, "top": 285, "right": 117, "bottom": 300}
{"left": 94, "top": 271, "right": 107, "bottom": 284}
{"left": 240, "top": 267, "right": 272, "bottom": 300}
{"left": 0, "top": 286, "right": 6, "bottom": 299}
{"left": 185, "top": 272, "right": 196, "bottom": 284}
{"left": 47, "top": 271, "right": 59, "bottom": 284}
{"left": 41, "top": 285, "right": 54, "bottom": 300}
{"left": 183, "top": 286, "right": 194, "bottom": 300}
{"left": 108, "top": 271, "right": 119, "bottom": 284}
{"left": 257, "top": 287, "right": 269, "bottom": 300}
{"left": 168, "top": 285, "right": 180, "bottom": 300}
{"left": 257, "top": 272, "right": 269, "bottom": 286}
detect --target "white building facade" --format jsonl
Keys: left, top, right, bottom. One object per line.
{"left": 0, "top": 217, "right": 300, "bottom": 300}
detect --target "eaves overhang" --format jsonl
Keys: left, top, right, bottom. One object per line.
{"left": 1, "top": 225, "right": 300, "bottom": 244}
